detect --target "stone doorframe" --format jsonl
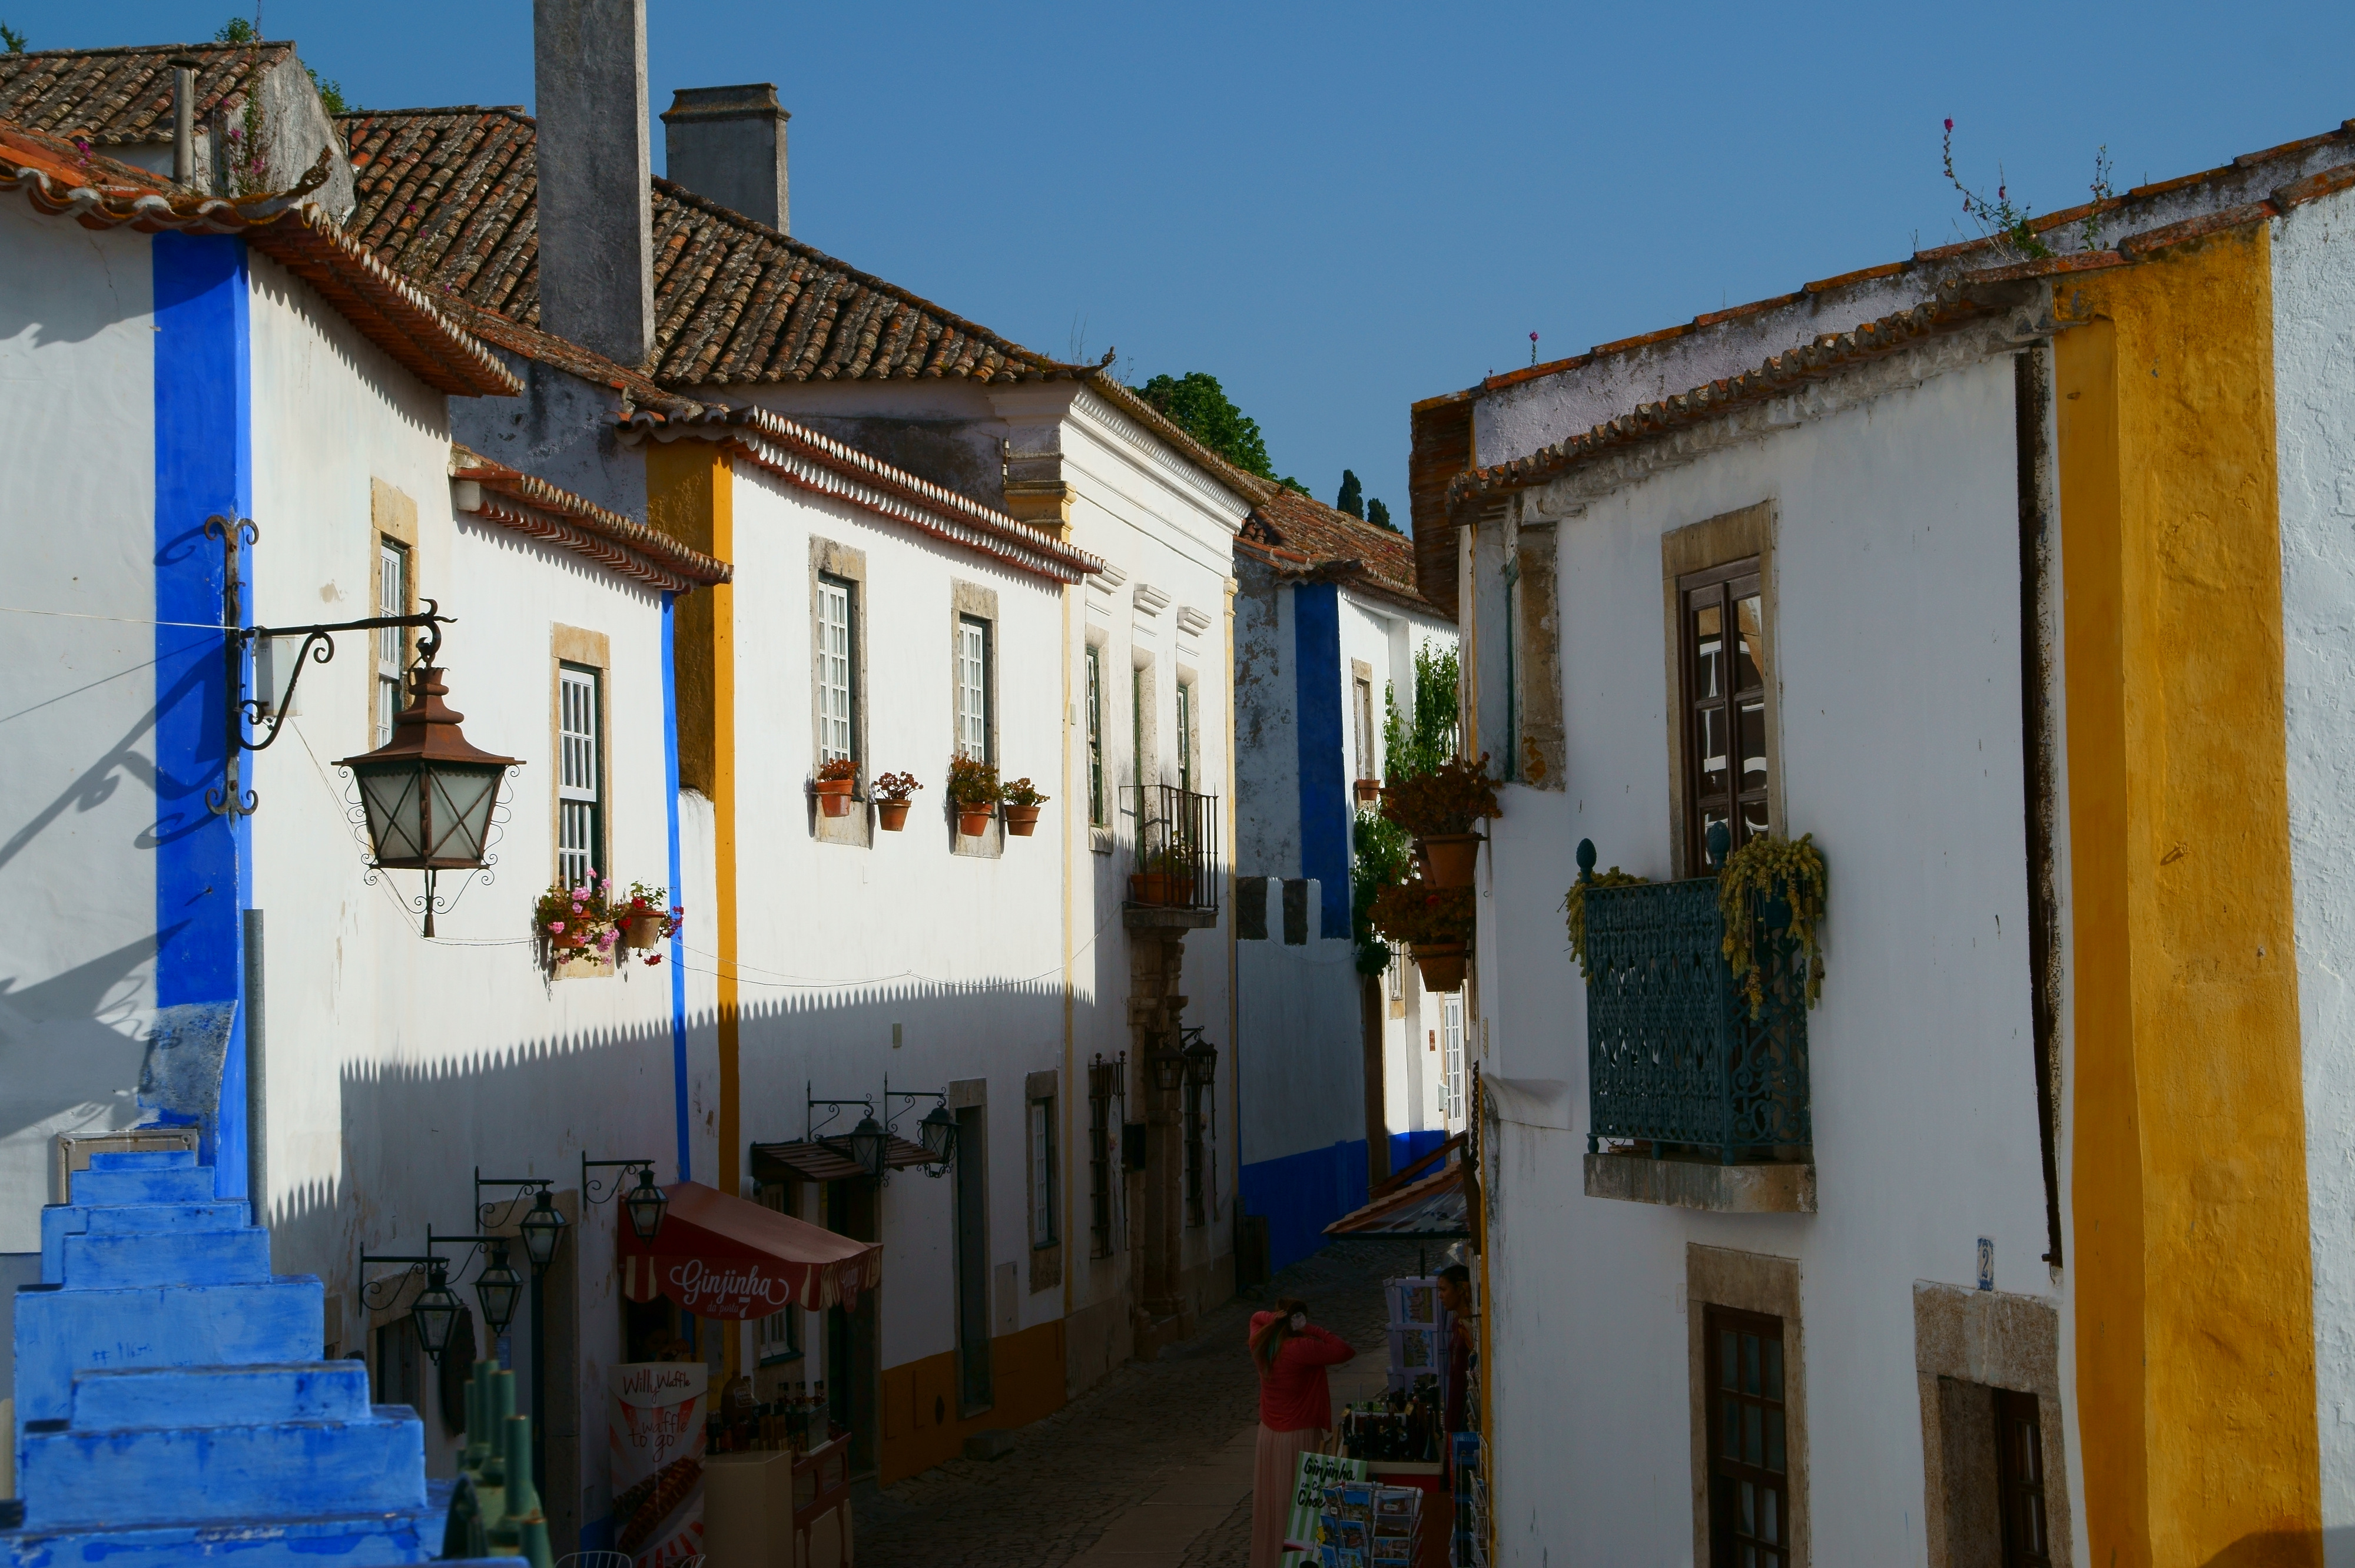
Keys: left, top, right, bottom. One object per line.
{"left": 1913, "top": 1281, "right": 2074, "bottom": 1567}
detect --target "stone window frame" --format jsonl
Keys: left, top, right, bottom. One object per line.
{"left": 808, "top": 537, "right": 871, "bottom": 850}
{"left": 950, "top": 581, "right": 1003, "bottom": 860}
{"left": 1687, "top": 1244, "right": 1809, "bottom": 1567}
{"left": 1913, "top": 1281, "right": 2074, "bottom": 1567}
{"left": 1025, "top": 1068, "right": 1062, "bottom": 1294}
{"left": 549, "top": 625, "right": 612, "bottom": 886}
{"left": 1661, "top": 502, "right": 1782, "bottom": 879}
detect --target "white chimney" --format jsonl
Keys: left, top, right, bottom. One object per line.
{"left": 533, "top": 0, "right": 654, "bottom": 367}
{"left": 661, "top": 84, "right": 790, "bottom": 234}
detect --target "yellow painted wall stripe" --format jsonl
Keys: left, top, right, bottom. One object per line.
{"left": 2059, "top": 225, "right": 2320, "bottom": 1566}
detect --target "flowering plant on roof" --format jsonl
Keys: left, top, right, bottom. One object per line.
{"left": 533, "top": 878, "right": 618, "bottom": 970}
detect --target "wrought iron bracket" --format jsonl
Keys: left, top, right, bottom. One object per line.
{"left": 581, "top": 1155, "right": 660, "bottom": 1207}
{"left": 881, "top": 1074, "right": 953, "bottom": 1181}
{"left": 473, "top": 1169, "right": 555, "bottom": 1230}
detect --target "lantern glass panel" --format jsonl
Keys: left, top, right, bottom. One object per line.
{"left": 520, "top": 1194, "right": 566, "bottom": 1269}
{"left": 1151, "top": 1050, "right": 1185, "bottom": 1093}
{"left": 474, "top": 1249, "right": 523, "bottom": 1336}
{"left": 412, "top": 1269, "right": 463, "bottom": 1358}
{"left": 426, "top": 764, "right": 502, "bottom": 863}
{"left": 625, "top": 1173, "right": 668, "bottom": 1242}
{"left": 920, "top": 1103, "right": 957, "bottom": 1163}
{"left": 1184, "top": 1039, "right": 1217, "bottom": 1088}
{"left": 356, "top": 766, "right": 425, "bottom": 864}
{"left": 849, "top": 1115, "right": 887, "bottom": 1177}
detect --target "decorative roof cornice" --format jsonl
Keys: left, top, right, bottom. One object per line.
{"left": 621, "top": 406, "right": 1104, "bottom": 586}
{"left": 452, "top": 446, "right": 731, "bottom": 594}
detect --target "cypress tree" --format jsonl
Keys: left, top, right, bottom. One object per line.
{"left": 1336, "top": 469, "right": 1364, "bottom": 519}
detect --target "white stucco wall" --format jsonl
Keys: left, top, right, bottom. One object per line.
{"left": 2276, "top": 183, "right": 2355, "bottom": 1559}
{"left": 0, "top": 205, "right": 160, "bottom": 1259}
{"left": 1475, "top": 352, "right": 2057, "bottom": 1564}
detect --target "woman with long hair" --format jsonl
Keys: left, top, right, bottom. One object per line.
{"left": 1246, "top": 1297, "right": 1356, "bottom": 1568}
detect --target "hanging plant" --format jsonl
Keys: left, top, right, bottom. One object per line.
{"left": 1716, "top": 833, "right": 1827, "bottom": 1016}
{"left": 1561, "top": 867, "right": 1649, "bottom": 972}
{"left": 535, "top": 879, "right": 618, "bottom": 970}
{"left": 1377, "top": 754, "right": 1501, "bottom": 838}
{"left": 1367, "top": 880, "right": 1474, "bottom": 949}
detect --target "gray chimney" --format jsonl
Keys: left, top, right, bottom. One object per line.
{"left": 533, "top": 0, "right": 654, "bottom": 367}
{"left": 661, "top": 85, "right": 789, "bottom": 233}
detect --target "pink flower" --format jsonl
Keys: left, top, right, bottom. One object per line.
{"left": 547, "top": 921, "right": 565, "bottom": 934}
{"left": 1943, "top": 117, "right": 1953, "bottom": 132}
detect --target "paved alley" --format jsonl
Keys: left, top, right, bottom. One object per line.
{"left": 853, "top": 1240, "right": 1427, "bottom": 1567}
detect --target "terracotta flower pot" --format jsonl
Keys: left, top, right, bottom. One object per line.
{"left": 1419, "top": 833, "right": 1482, "bottom": 889}
{"left": 622, "top": 914, "right": 664, "bottom": 950}
{"left": 1412, "top": 942, "right": 1468, "bottom": 992}
{"left": 1128, "top": 871, "right": 1196, "bottom": 907}
{"left": 815, "top": 777, "right": 855, "bottom": 818}
{"left": 1354, "top": 779, "right": 1381, "bottom": 805}
{"left": 957, "top": 808, "right": 995, "bottom": 838}
{"left": 877, "top": 800, "right": 911, "bottom": 831}
{"left": 1003, "top": 803, "right": 1041, "bottom": 837}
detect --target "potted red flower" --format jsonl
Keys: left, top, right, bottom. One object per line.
{"left": 616, "top": 880, "right": 683, "bottom": 960}
{"left": 1368, "top": 879, "right": 1475, "bottom": 992}
{"left": 947, "top": 755, "right": 1000, "bottom": 838}
{"left": 872, "top": 771, "right": 921, "bottom": 831}
{"left": 1000, "top": 778, "right": 1049, "bottom": 837}
{"left": 1128, "top": 844, "right": 1196, "bottom": 907}
{"left": 813, "top": 757, "right": 857, "bottom": 818}
{"left": 534, "top": 879, "right": 618, "bottom": 974}
{"left": 1378, "top": 754, "right": 1501, "bottom": 890}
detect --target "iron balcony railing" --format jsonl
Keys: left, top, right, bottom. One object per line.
{"left": 1578, "top": 841, "right": 1811, "bottom": 1164}
{"left": 1126, "top": 784, "right": 1220, "bottom": 917}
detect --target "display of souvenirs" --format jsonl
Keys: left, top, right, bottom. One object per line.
{"left": 1316, "top": 1480, "right": 1424, "bottom": 1568}
{"left": 1388, "top": 1277, "right": 1439, "bottom": 1327}
{"left": 1339, "top": 1379, "right": 1441, "bottom": 1464}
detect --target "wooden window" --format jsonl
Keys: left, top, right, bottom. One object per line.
{"left": 375, "top": 1317, "right": 422, "bottom": 1413}
{"left": 1681, "top": 561, "right": 1770, "bottom": 869}
{"left": 1028, "top": 1095, "right": 1057, "bottom": 1249}
{"left": 817, "top": 575, "right": 856, "bottom": 766}
{"left": 1706, "top": 1306, "right": 1790, "bottom": 1568}
{"left": 375, "top": 539, "right": 409, "bottom": 747}
{"left": 557, "top": 664, "right": 603, "bottom": 888}
{"left": 1086, "top": 1056, "right": 1118, "bottom": 1258}
{"left": 1176, "top": 680, "right": 1195, "bottom": 795}
{"left": 958, "top": 615, "right": 992, "bottom": 762}
{"left": 1354, "top": 674, "right": 1375, "bottom": 783}
{"left": 1995, "top": 1388, "right": 2052, "bottom": 1567}
{"left": 755, "top": 1184, "right": 802, "bottom": 1363}
{"left": 1086, "top": 644, "right": 1107, "bottom": 825}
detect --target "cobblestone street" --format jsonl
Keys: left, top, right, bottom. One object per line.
{"left": 853, "top": 1239, "right": 1425, "bottom": 1567}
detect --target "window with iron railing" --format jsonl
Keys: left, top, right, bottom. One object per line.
{"left": 1125, "top": 784, "right": 1220, "bottom": 915}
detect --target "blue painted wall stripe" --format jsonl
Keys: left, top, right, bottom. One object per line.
{"left": 1292, "top": 583, "right": 1349, "bottom": 937}
{"left": 152, "top": 233, "right": 251, "bottom": 1197}
{"left": 1239, "top": 1138, "right": 1371, "bottom": 1276}
{"left": 661, "top": 592, "right": 691, "bottom": 1183}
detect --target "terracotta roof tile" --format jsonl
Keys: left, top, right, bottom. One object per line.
{"left": 339, "top": 106, "right": 1092, "bottom": 389}
{"left": 452, "top": 446, "right": 731, "bottom": 592}
{"left": 1242, "top": 486, "right": 1438, "bottom": 614}
{"left": 0, "top": 118, "right": 518, "bottom": 398}
{"left": 0, "top": 40, "right": 288, "bottom": 147}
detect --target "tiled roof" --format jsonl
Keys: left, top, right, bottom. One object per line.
{"left": 0, "top": 118, "right": 519, "bottom": 398}
{"left": 621, "top": 405, "right": 1106, "bottom": 585}
{"left": 452, "top": 446, "right": 731, "bottom": 593}
{"left": 339, "top": 106, "right": 1087, "bottom": 386}
{"left": 1241, "top": 486, "right": 1436, "bottom": 613}
{"left": 0, "top": 40, "right": 290, "bottom": 147}
{"left": 441, "top": 297, "right": 705, "bottom": 419}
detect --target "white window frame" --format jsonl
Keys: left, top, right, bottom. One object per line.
{"left": 755, "top": 1184, "right": 802, "bottom": 1362}
{"left": 958, "top": 615, "right": 991, "bottom": 762}
{"left": 1086, "top": 644, "right": 1106, "bottom": 826}
{"left": 818, "top": 575, "right": 855, "bottom": 767}
{"left": 1029, "top": 1095, "right": 1057, "bottom": 1250}
{"left": 1442, "top": 993, "right": 1465, "bottom": 1122}
{"left": 558, "top": 664, "right": 602, "bottom": 889}
{"left": 1176, "top": 680, "right": 1194, "bottom": 795}
{"left": 376, "top": 539, "right": 409, "bottom": 747}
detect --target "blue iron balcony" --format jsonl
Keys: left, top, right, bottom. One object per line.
{"left": 1576, "top": 840, "right": 1814, "bottom": 1212}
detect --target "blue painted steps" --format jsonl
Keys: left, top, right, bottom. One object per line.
{"left": 4, "top": 1150, "right": 440, "bottom": 1568}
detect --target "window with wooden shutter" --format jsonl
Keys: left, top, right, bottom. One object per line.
{"left": 1995, "top": 1388, "right": 2052, "bottom": 1567}
{"left": 958, "top": 615, "right": 991, "bottom": 761}
{"left": 1706, "top": 1305, "right": 1790, "bottom": 1568}
{"left": 1680, "top": 561, "right": 1770, "bottom": 868}
{"left": 817, "top": 575, "right": 855, "bottom": 766}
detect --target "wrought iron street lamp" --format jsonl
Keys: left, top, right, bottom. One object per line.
{"left": 1180, "top": 1027, "right": 1218, "bottom": 1089}
{"left": 845, "top": 1114, "right": 888, "bottom": 1179}
{"left": 918, "top": 1102, "right": 958, "bottom": 1165}
{"left": 583, "top": 1156, "right": 668, "bottom": 1242}
{"left": 411, "top": 1259, "right": 465, "bottom": 1361}
{"left": 518, "top": 1191, "right": 568, "bottom": 1271}
{"left": 473, "top": 1243, "right": 524, "bottom": 1338}
{"left": 881, "top": 1078, "right": 957, "bottom": 1178}
{"left": 1149, "top": 1035, "right": 1188, "bottom": 1093}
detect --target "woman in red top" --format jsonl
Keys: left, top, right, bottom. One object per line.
{"left": 1247, "top": 1297, "right": 1355, "bottom": 1568}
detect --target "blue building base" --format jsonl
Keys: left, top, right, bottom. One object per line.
{"left": 1241, "top": 1133, "right": 1456, "bottom": 1276}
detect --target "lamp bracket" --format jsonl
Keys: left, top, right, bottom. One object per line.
{"left": 805, "top": 1083, "right": 875, "bottom": 1145}
{"left": 881, "top": 1074, "right": 954, "bottom": 1181}
{"left": 581, "top": 1155, "right": 661, "bottom": 1208}
{"left": 472, "top": 1169, "right": 555, "bottom": 1231}
{"left": 356, "top": 1251, "right": 439, "bottom": 1314}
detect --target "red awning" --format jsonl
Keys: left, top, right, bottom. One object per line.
{"left": 617, "top": 1181, "right": 881, "bottom": 1319}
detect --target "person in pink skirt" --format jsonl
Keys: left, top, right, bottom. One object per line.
{"left": 1246, "top": 1297, "right": 1356, "bottom": 1568}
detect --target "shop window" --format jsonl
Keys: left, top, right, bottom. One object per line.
{"left": 1086, "top": 643, "right": 1107, "bottom": 826}
{"left": 1680, "top": 559, "right": 1770, "bottom": 870}
{"left": 1706, "top": 1306, "right": 1790, "bottom": 1568}
{"left": 376, "top": 538, "right": 410, "bottom": 747}
{"left": 958, "top": 615, "right": 993, "bottom": 762}
{"left": 818, "top": 574, "right": 857, "bottom": 765}
{"left": 755, "top": 1183, "right": 802, "bottom": 1364}
{"left": 557, "top": 664, "right": 603, "bottom": 887}
{"left": 376, "top": 1317, "right": 422, "bottom": 1412}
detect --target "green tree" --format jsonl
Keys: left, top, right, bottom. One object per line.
{"left": 1349, "top": 809, "right": 1413, "bottom": 974}
{"left": 1335, "top": 469, "right": 1364, "bottom": 519}
{"left": 1, "top": 22, "right": 28, "bottom": 51}
{"left": 1382, "top": 642, "right": 1460, "bottom": 785}
{"left": 1133, "top": 371, "right": 1308, "bottom": 492}
{"left": 1366, "top": 498, "right": 1397, "bottom": 532}
{"left": 215, "top": 16, "right": 256, "bottom": 41}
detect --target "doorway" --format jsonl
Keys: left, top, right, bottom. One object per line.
{"left": 824, "top": 1178, "right": 880, "bottom": 1477}
{"left": 954, "top": 1105, "right": 993, "bottom": 1415}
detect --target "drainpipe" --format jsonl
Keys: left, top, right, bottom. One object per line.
{"left": 170, "top": 58, "right": 200, "bottom": 186}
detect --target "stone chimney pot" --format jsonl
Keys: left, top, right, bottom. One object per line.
{"left": 661, "top": 84, "right": 790, "bottom": 234}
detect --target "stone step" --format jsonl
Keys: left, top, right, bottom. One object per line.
{"left": 61, "top": 1228, "right": 273, "bottom": 1289}
{"left": 69, "top": 1166, "right": 217, "bottom": 1206}
{"left": 71, "top": 1361, "right": 373, "bottom": 1430}
{"left": 12, "top": 1275, "right": 325, "bottom": 1426}
{"left": 17, "top": 1409, "right": 426, "bottom": 1529}
{"left": 42, "top": 1202, "right": 254, "bottom": 1281}
{"left": 0, "top": 1505, "right": 445, "bottom": 1568}
{"left": 85, "top": 1149, "right": 199, "bottom": 1172}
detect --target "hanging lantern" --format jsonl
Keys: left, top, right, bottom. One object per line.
{"left": 472, "top": 1243, "right": 524, "bottom": 1338}
{"left": 337, "top": 662, "right": 519, "bottom": 936}
{"left": 519, "top": 1190, "right": 568, "bottom": 1272}
{"left": 410, "top": 1259, "right": 465, "bottom": 1363}
{"left": 623, "top": 1169, "right": 669, "bottom": 1243}
{"left": 847, "top": 1113, "right": 888, "bottom": 1178}
{"left": 1182, "top": 1029, "right": 1218, "bottom": 1089}
{"left": 1149, "top": 1037, "right": 1188, "bottom": 1093}
{"left": 918, "top": 1102, "right": 959, "bottom": 1166}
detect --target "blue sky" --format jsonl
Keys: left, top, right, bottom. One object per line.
{"left": 32, "top": 2, "right": 2355, "bottom": 516}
